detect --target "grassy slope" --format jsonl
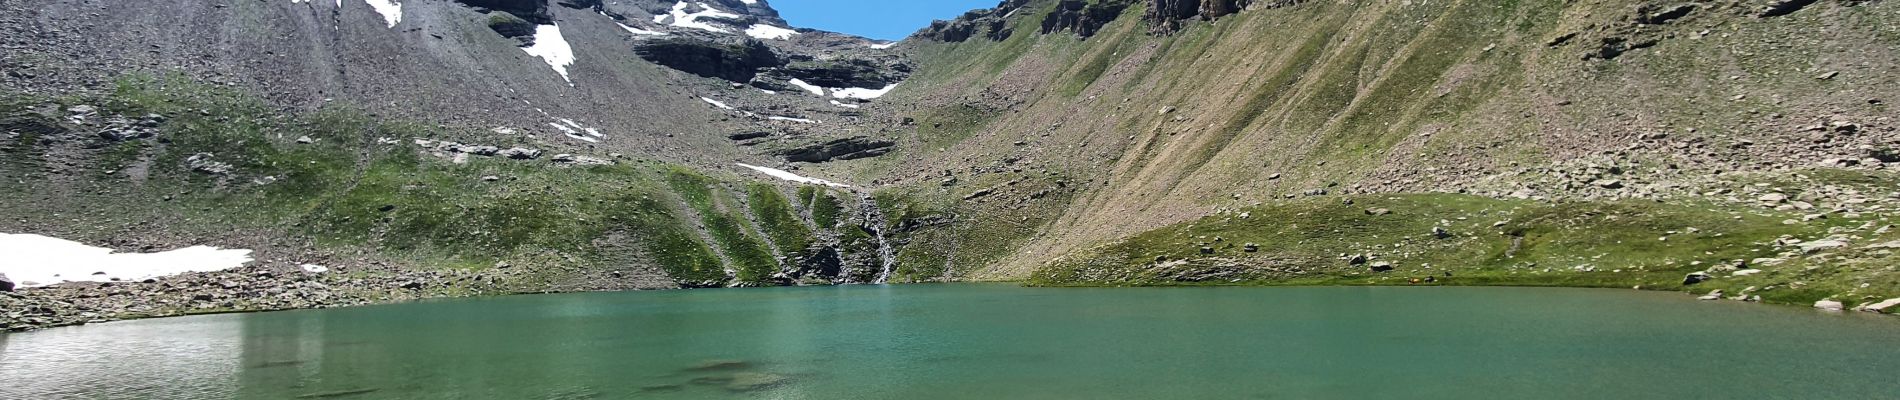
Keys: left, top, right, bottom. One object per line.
{"left": 1, "top": 75, "right": 839, "bottom": 290}
{"left": 875, "top": 0, "right": 1900, "bottom": 306}
{"left": 1031, "top": 190, "right": 1900, "bottom": 307}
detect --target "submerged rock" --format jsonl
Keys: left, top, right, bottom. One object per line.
{"left": 724, "top": 372, "right": 789, "bottom": 392}
{"left": 685, "top": 360, "right": 753, "bottom": 372}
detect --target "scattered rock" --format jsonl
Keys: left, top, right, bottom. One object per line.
{"left": 1797, "top": 239, "right": 1848, "bottom": 254}
{"left": 185, "top": 153, "right": 233, "bottom": 175}
{"left": 1369, "top": 261, "right": 1394, "bottom": 272}
{"left": 1431, "top": 227, "right": 1452, "bottom": 239}
{"left": 1813, "top": 299, "right": 1845, "bottom": 311}
{"left": 1242, "top": 243, "right": 1259, "bottom": 252}
{"left": 499, "top": 147, "right": 542, "bottom": 160}
{"left": 1364, "top": 208, "right": 1391, "bottom": 216}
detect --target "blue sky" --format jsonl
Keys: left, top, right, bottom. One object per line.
{"left": 770, "top": 0, "right": 999, "bottom": 41}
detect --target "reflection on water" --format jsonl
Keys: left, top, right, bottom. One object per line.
{"left": 0, "top": 314, "right": 245, "bottom": 399}
{"left": 2, "top": 285, "right": 1898, "bottom": 399}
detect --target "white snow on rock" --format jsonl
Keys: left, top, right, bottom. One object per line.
{"left": 832, "top": 83, "right": 898, "bottom": 100}
{"left": 767, "top": 116, "right": 817, "bottom": 123}
{"left": 664, "top": 1, "right": 741, "bottom": 33}
{"left": 300, "top": 264, "right": 330, "bottom": 273}
{"left": 830, "top": 100, "right": 860, "bottom": 109}
{"left": 616, "top": 22, "right": 668, "bottom": 36}
{"left": 522, "top": 25, "right": 577, "bottom": 83}
{"left": 0, "top": 233, "right": 253, "bottom": 288}
{"left": 364, "top": 0, "right": 402, "bottom": 28}
{"left": 549, "top": 119, "right": 604, "bottom": 142}
{"left": 745, "top": 24, "right": 798, "bottom": 40}
{"left": 736, "top": 163, "right": 848, "bottom": 187}
{"left": 869, "top": 41, "right": 899, "bottom": 49}
{"left": 701, "top": 97, "right": 734, "bottom": 110}
{"left": 788, "top": 79, "right": 825, "bottom": 96}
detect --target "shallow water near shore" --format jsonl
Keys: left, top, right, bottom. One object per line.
{"left": 2, "top": 284, "right": 1898, "bottom": 399}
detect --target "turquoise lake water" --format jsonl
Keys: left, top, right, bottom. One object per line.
{"left": 2, "top": 284, "right": 1898, "bottom": 399}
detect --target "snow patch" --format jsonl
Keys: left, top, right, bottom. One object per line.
{"left": 363, "top": 0, "right": 402, "bottom": 28}
{"left": 788, "top": 79, "right": 824, "bottom": 96}
{"left": 700, "top": 97, "right": 734, "bottom": 110}
{"left": 616, "top": 22, "right": 668, "bottom": 36}
{"left": 300, "top": 264, "right": 329, "bottom": 273}
{"left": 767, "top": 116, "right": 818, "bottom": 124}
{"left": 521, "top": 25, "right": 576, "bottom": 83}
{"left": 745, "top": 24, "right": 797, "bottom": 40}
{"left": 832, "top": 83, "right": 899, "bottom": 100}
{"left": 664, "top": 1, "right": 741, "bottom": 33}
{"left": 0, "top": 233, "right": 254, "bottom": 288}
{"left": 869, "top": 41, "right": 899, "bottom": 49}
{"left": 736, "top": 163, "right": 849, "bottom": 188}
{"left": 548, "top": 118, "right": 605, "bottom": 142}
{"left": 830, "top": 100, "right": 860, "bottom": 109}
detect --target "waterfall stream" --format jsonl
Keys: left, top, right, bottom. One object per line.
{"left": 858, "top": 194, "right": 897, "bottom": 284}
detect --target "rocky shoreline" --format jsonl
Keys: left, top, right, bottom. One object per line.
{"left": 0, "top": 255, "right": 678, "bottom": 333}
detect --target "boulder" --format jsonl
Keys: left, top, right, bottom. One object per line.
{"left": 1814, "top": 300, "right": 1845, "bottom": 311}
{"left": 1369, "top": 261, "right": 1395, "bottom": 272}
{"left": 1432, "top": 227, "right": 1452, "bottom": 239}
{"left": 0, "top": 273, "right": 14, "bottom": 292}
{"left": 1364, "top": 208, "right": 1392, "bottom": 216}
{"left": 1242, "top": 243, "right": 1259, "bottom": 252}
{"left": 1858, "top": 298, "right": 1900, "bottom": 314}
{"left": 1797, "top": 239, "right": 1848, "bottom": 254}
{"left": 499, "top": 147, "right": 542, "bottom": 160}
{"left": 186, "top": 153, "right": 233, "bottom": 175}
{"left": 1682, "top": 271, "right": 1711, "bottom": 285}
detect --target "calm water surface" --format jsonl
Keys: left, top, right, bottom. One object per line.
{"left": 3, "top": 285, "right": 1898, "bottom": 399}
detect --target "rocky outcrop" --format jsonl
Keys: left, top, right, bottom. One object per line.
{"left": 1146, "top": 0, "right": 1310, "bottom": 32}
{"left": 486, "top": 11, "right": 537, "bottom": 44}
{"left": 634, "top": 38, "right": 782, "bottom": 82}
{"left": 1041, "top": 0, "right": 1134, "bottom": 37}
{"left": 0, "top": 273, "right": 15, "bottom": 292}
{"left": 776, "top": 137, "right": 896, "bottom": 163}
{"left": 917, "top": 0, "right": 1032, "bottom": 42}
{"left": 455, "top": 0, "right": 553, "bottom": 24}
{"left": 776, "top": 59, "right": 908, "bottom": 89}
